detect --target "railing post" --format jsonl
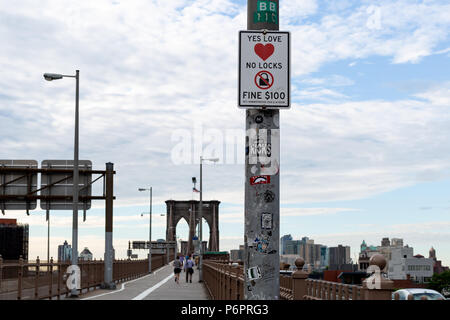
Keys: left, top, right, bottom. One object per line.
{"left": 362, "top": 254, "right": 394, "bottom": 300}
{"left": 49, "top": 257, "right": 53, "bottom": 299}
{"left": 330, "top": 282, "right": 336, "bottom": 300}
{"left": 17, "top": 257, "right": 24, "bottom": 300}
{"left": 351, "top": 285, "right": 358, "bottom": 300}
{"left": 292, "top": 258, "right": 308, "bottom": 300}
{"left": 344, "top": 284, "right": 350, "bottom": 300}
{"left": 35, "top": 257, "right": 40, "bottom": 299}
{"left": 57, "top": 260, "right": 61, "bottom": 300}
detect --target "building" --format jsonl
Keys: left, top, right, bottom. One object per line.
{"left": 280, "top": 234, "right": 292, "bottom": 254}
{"left": 329, "top": 245, "right": 351, "bottom": 270}
{"left": 429, "top": 247, "right": 449, "bottom": 275}
{"left": 391, "top": 238, "right": 404, "bottom": 247}
{"left": 381, "top": 237, "right": 390, "bottom": 247}
{"left": 320, "top": 246, "right": 329, "bottom": 269}
{"left": 388, "top": 247, "right": 434, "bottom": 283}
{"left": 58, "top": 240, "right": 72, "bottom": 262}
{"left": 230, "top": 245, "right": 244, "bottom": 262}
{"left": 0, "top": 219, "right": 29, "bottom": 260}
{"left": 359, "top": 237, "right": 409, "bottom": 273}
{"left": 285, "top": 240, "right": 301, "bottom": 255}
{"left": 358, "top": 240, "right": 379, "bottom": 271}
{"left": 80, "top": 247, "right": 93, "bottom": 261}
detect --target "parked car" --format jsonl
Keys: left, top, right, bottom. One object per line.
{"left": 392, "top": 288, "right": 446, "bottom": 300}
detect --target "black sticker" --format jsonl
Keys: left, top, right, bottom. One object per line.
{"left": 255, "top": 115, "right": 264, "bottom": 123}
{"left": 264, "top": 190, "right": 275, "bottom": 203}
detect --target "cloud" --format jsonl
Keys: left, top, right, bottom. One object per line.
{"left": 1, "top": 1, "right": 450, "bottom": 261}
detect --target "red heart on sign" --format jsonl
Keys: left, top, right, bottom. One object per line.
{"left": 254, "top": 43, "right": 274, "bottom": 61}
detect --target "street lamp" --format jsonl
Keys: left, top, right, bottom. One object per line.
{"left": 198, "top": 156, "right": 219, "bottom": 282}
{"left": 138, "top": 187, "right": 152, "bottom": 273}
{"left": 43, "top": 70, "right": 80, "bottom": 297}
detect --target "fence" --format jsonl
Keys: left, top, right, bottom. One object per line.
{"left": 0, "top": 253, "right": 169, "bottom": 300}
{"left": 203, "top": 254, "right": 394, "bottom": 300}
{"left": 203, "top": 260, "right": 245, "bottom": 300}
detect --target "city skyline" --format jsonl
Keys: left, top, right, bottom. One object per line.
{"left": 1, "top": 0, "right": 450, "bottom": 268}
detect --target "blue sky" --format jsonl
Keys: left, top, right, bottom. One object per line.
{"left": 0, "top": 0, "right": 449, "bottom": 266}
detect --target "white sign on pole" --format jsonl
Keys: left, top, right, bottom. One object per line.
{"left": 238, "top": 30, "right": 290, "bottom": 109}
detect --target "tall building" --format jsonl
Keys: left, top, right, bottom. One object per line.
{"left": 280, "top": 234, "right": 293, "bottom": 255}
{"left": 329, "top": 245, "right": 351, "bottom": 270}
{"left": 58, "top": 240, "right": 72, "bottom": 262}
{"left": 279, "top": 235, "right": 327, "bottom": 270}
{"left": 285, "top": 240, "right": 301, "bottom": 255}
{"left": 0, "top": 219, "right": 29, "bottom": 260}
{"left": 320, "top": 246, "right": 329, "bottom": 268}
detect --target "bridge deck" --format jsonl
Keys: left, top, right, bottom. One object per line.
{"left": 80, "top": 263, "right": 210, "bottom": 300}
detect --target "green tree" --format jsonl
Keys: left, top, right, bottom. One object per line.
{"left": 427, "top": 270, "right": 450, "bottom": 296}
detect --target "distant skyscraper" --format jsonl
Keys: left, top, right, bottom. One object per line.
{"left": 58, "top": 240, "right": 72, "bottom": 262}
{"left": 280, "top": 234, "right": 293, "bottom": 255}
{"left": 0, "top": 219, "right": 29, "bottom": 260}
{"left": 285, "top": 240, "right": 301, "bottom": 255}
{"left": 329, "top": 245, "right": 351, "bottom": 269}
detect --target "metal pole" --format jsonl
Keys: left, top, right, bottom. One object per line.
{"left": 103, "top": 162, "right": 115, "bottom": 289}
{"left": 199, "top": 156, "right": 203, "bottom": 282}
{"left": 149, "top": 187, "right": 152, "bottom": 273}
{"left": 47, "top": 211, "right": 50, "bottom": 263}
{"left": 70, "top": 69, "right": 80, "bottom": 297}
{"left": 244, "top": 0, "right": 280, "bottom": 300}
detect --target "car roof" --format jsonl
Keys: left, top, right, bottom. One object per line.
{"left": 396, "top": 288, "right": 441, "bottom": 294}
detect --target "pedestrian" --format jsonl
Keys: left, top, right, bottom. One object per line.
{"left": 184, "top": 256, "right": 195, "bottom": 283}
{"left": 179, "top": 254, "right": 185, "bottom": 267}
{"left": 173, "top": 255, "right": 182, "bottom": 284}
{"left": 184, "top": 254, "right": 189, "bottom": 272}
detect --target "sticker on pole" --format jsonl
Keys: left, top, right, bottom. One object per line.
{"left": 239, "top": 30, "right": 290, "bottom": 109}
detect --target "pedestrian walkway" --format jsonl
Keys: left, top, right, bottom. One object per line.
{"left": 79, "top": 263, "right": 209, "bottom": 300}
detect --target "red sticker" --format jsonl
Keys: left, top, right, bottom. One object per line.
{"left": 250, "top": 175, "right": 271, "bottom": 185}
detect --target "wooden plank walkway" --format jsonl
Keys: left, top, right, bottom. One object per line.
{"left": 79, "top": 263, "right": 209, "bottom": 300}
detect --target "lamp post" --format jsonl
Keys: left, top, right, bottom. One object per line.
{"left": 198, "top": 156, "right": 219, "bottom": 282}
{"left": 43, "top": 70, "right": 80, "bottom": 297}
{"left": 139, "top": 187, "right": 152, "bottom": 273}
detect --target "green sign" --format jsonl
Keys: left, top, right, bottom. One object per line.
{"left": 254, "top": 1, "right": 277, "bottom": 24}
{"left": 254, "top": 11, "right": 277, "bottom": 24}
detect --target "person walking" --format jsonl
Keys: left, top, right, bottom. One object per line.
{"left": 184, "top": 254, "right": 189, "bottom": 273}
{"left": 179, "top": 254, "right": 185, "bottom": 267}
{"left": 173, "top": 256, "right": 182, "bottom": 284}
{"left": 184, "top": 256, "right": 195, "bottom": 283}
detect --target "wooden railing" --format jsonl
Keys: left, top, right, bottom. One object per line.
{"left": 203, "top": 260, "right": 245, "bottom": 300}
{"left": 203, "top": 254, "right": 395, "bottom": 300}
{"left": 303, "top": 279, "right": 364, "bottom": 300}
{"left": 0, "top": 253, "right": 170, "bottom": 300}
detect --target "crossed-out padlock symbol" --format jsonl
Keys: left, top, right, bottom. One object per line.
{"left": 259, "top": 72, "right": 270, "bottom": 87}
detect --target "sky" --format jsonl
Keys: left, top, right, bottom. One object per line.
{"left": 0, "top": 0, "right": 449, "bottom": 266}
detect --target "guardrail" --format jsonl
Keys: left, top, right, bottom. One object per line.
{"left": 0, "top": 253, "right": 170, "bottom": 300}
{"left": 203, "top": 260, "right": 244, "bottom": 300}
{"left": 203, "top": 254, "right": 394, "bottom": 300}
